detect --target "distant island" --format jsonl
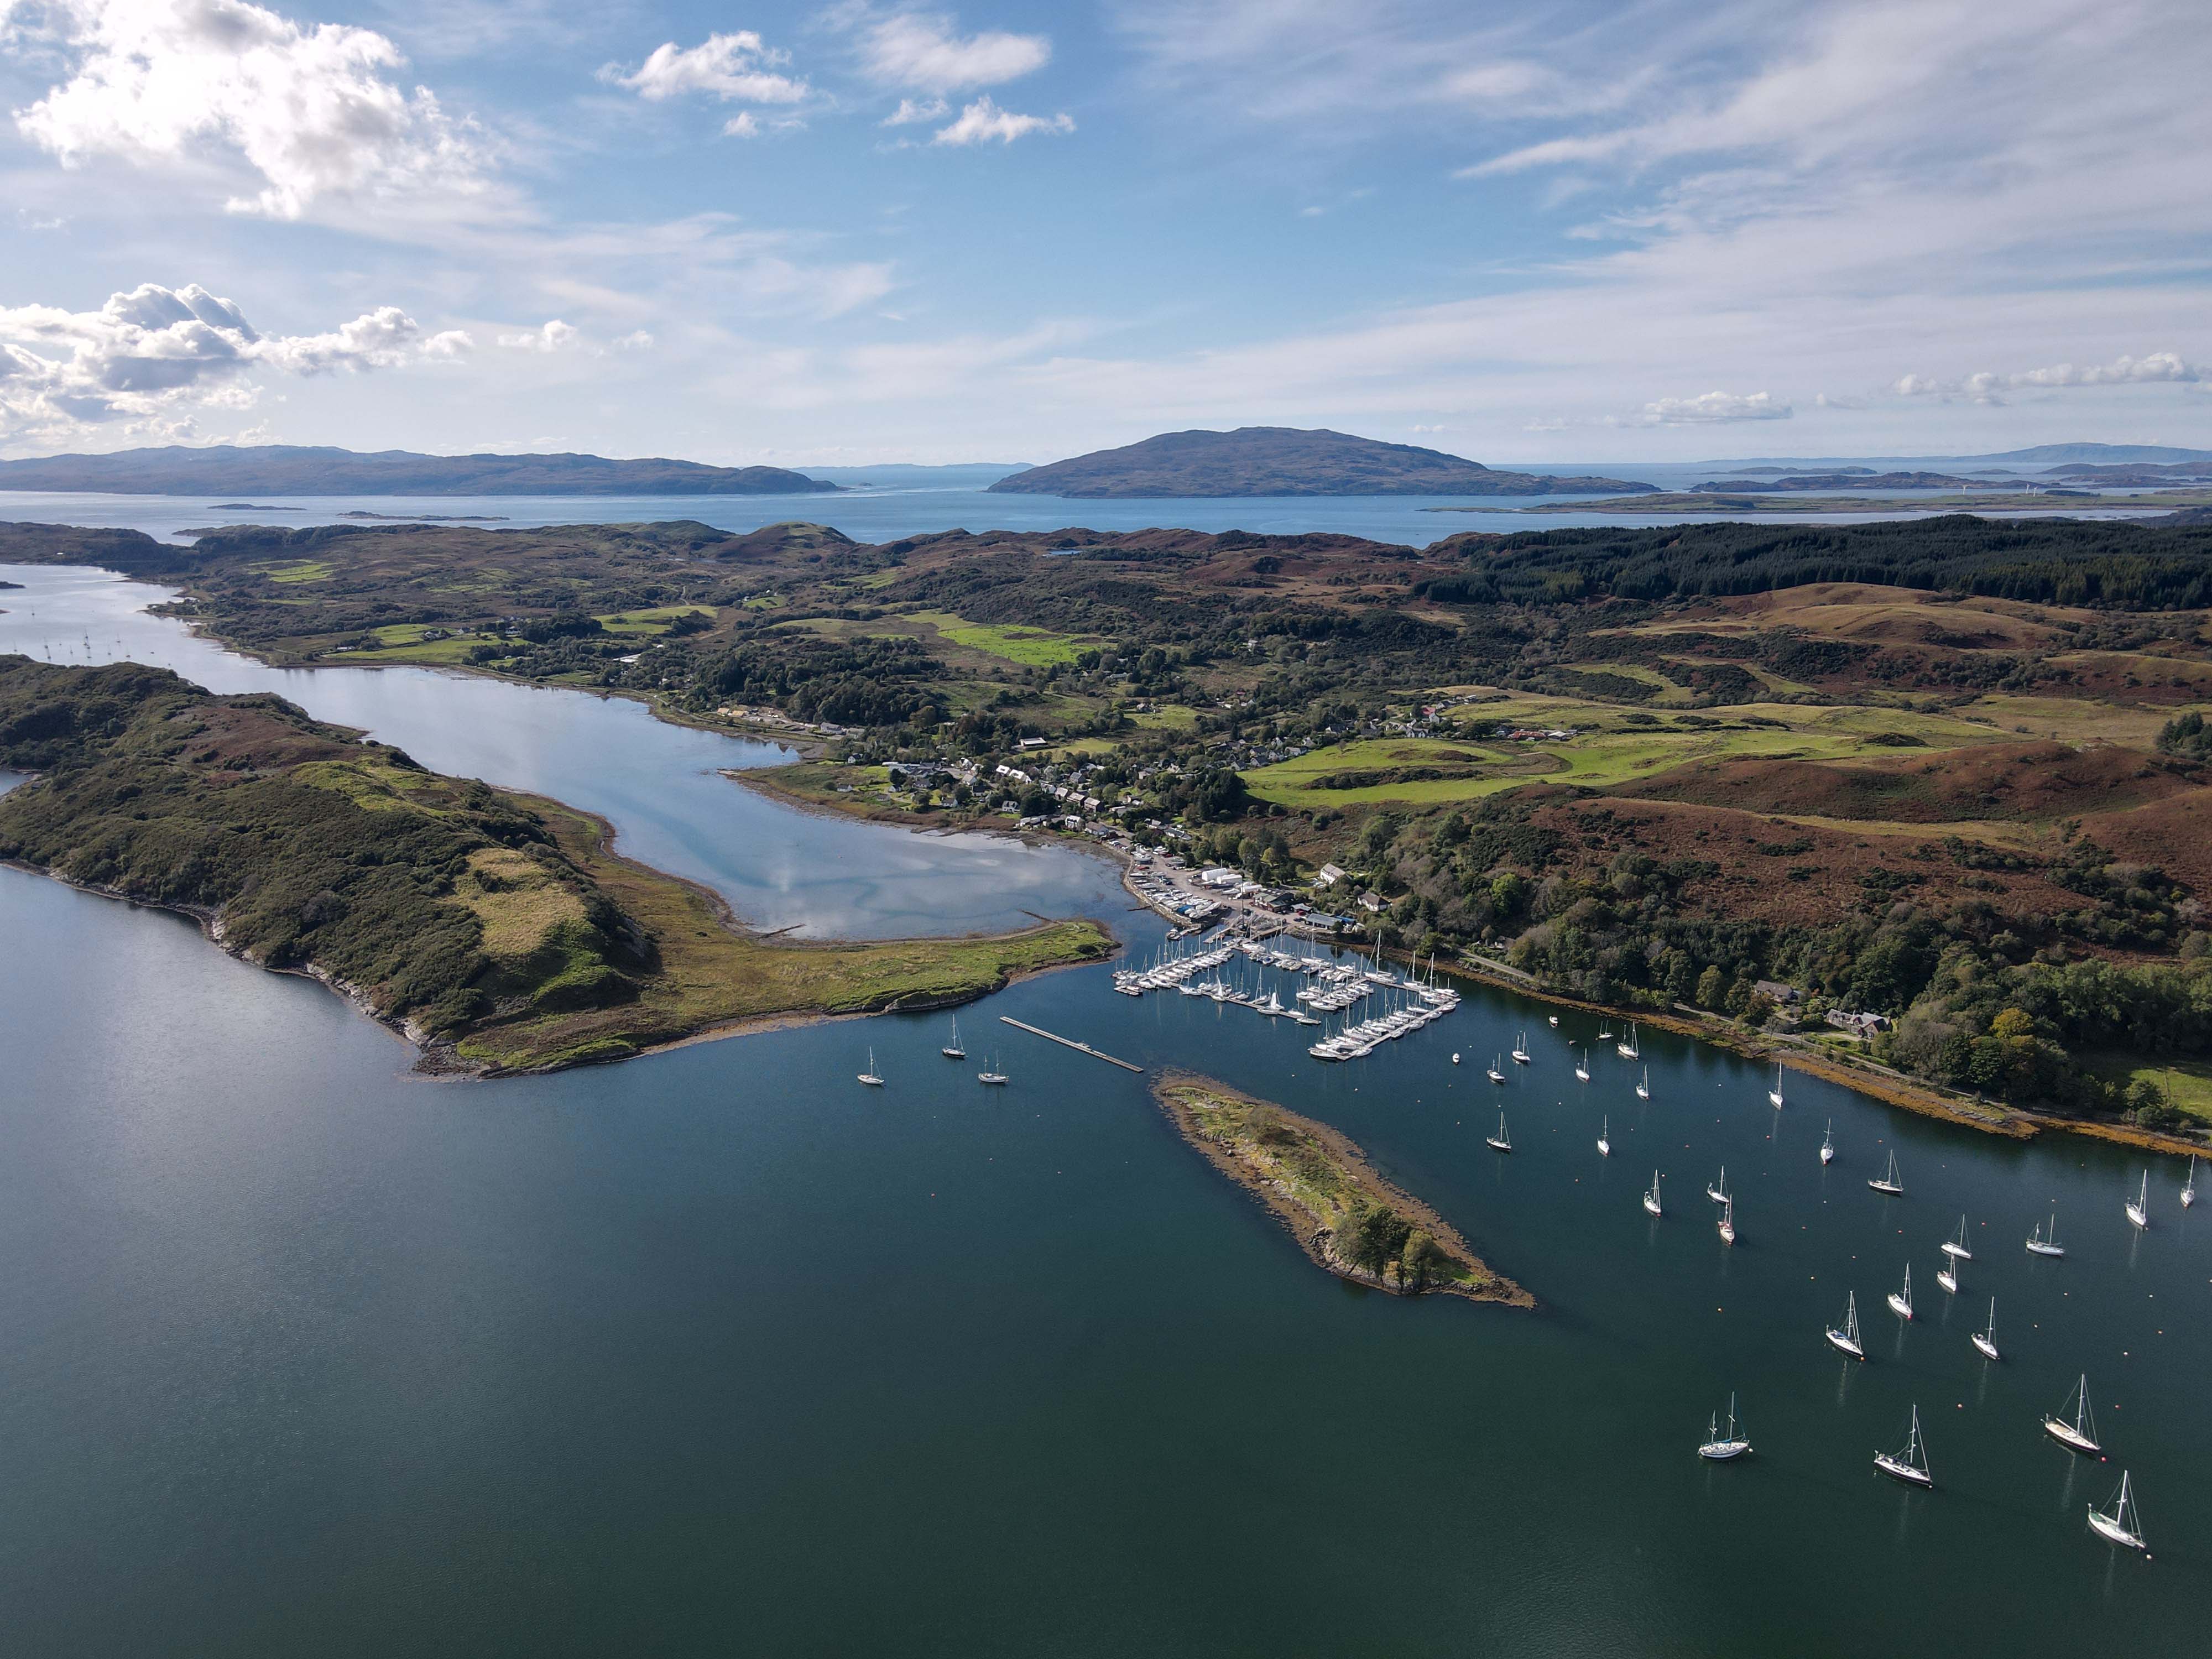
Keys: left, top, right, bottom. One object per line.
{"left": 1694, "top": 472, "right": 2004, "bottom": 492}
{"left": 988, "top": 426, "right": 1656, "bottom": 498}
{"left": 0, "top": 444, "right": 839, "bottom": 498}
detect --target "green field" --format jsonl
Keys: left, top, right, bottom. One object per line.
{"left": 2083, "top": 1055, "right": 2212, "bottom": 1125}
{"left": 250, "top": 559, "right": 333, "bottom": 584}
{"left": 904, "top": 610, "right": 1098, "bottom": 667}
{"left": 598, "top": 604, "right": 714, "bottom": 637}
{"left": 1243, "top": 703, "right": 2015, "bottom": 807}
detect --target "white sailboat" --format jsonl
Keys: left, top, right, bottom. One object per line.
{"left": 1867, "top": 1149, "right": 1904, "bottom": 1196}
{"left": 1616, "top": 1022, "right": 1640, "bottom": 1060}
{"left": 977, "top": 1052, "right": 1008, "bottom": 1086}
{"left": 2043, "top": 1375, "right": 2101, "bottom": 1455}
{"left": 1486, "top": 1111, "right": 1512, "bottom": 1154}
{"left": 1488, "top": 1055, "right": 1505, "bottom": 1083}
{"left": 1597, "top": 1115, "right": 1611, "bottom": 1157}
{"left": 1574, "top": 1047, "right": 1591, "bottom": 1083}
{"left": 1642, "top": 1171, "right": 1663, "bottom": 1217}
{"left": 1636, "top": 1066, "right": 1650, "bottom": 1101}
{"left": 2125, "top": 1169, "right": 2150, "bottom": 1230}
{"left": 1698, "top": 1394, "right": 1751, "bottom": 1460}
{"left": 1826, "top": 1290, "right": 1865, "bottom": 1360}
{"left": 1936, "top": 1252, "right": 1959, "bottom": 1296}
{"left": 1768, "top": 1060, "right": 1785, "bottom": 1109}
{"left": 1819, "top": 1119, "right": 1835, "bottom": 1165}
{"left": 1718, "top": 1195, "right": 1736, "bottom": 1246}
{"left": 1547, "top": 1015, "right": 1559, "bottom": 1028}
{"left": 2183, "top": 1156, "right": 2197, "bottom": 1209}
{"left": 1971, "top": 1297, "right": 2001, "bottom": 1361}
{"left": 858, "top": 1047, "right": 884, "bottom": 1087}
{"left": 1511, "top": 1031, "right": 1531, "bottom": 1064}
{"left": 1887, "top": 1261, "right": 1914, "bottom": 1321}
{"left": 2088, "top": 1472, "right": 2148, "bottom": 1552}
{"left": 1706, "top": 1165, "right": 1729, "bottom": 1204}
{"left": 941, "top": 1016, "right": 966, "bottom": 1060}
{"left": 1941, "top": 1215, "right": 1973, "bottom": 1261}
{"left": 1598, "top": 1021, "right": 1614, "bottom": 1041}
{"left": 2026, "top": 1210, "right": 2066, "bottom": 1257}
{"left": 1874, "top": 1406, "right": 1933, "bottom": 1488}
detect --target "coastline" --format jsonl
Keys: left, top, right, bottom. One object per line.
{"left": 1152, "top": 1068, "right": 1532, "bottom": 1307}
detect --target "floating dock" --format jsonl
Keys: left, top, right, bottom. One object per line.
{"left": 997, "top": 1017, "right": 1144, "bottom": 1073}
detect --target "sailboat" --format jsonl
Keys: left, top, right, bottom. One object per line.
{"left": 1642, "top": 1171, "right": 1663, "bottom": 1217}
{"left": 1971, "top": 1297, "right": 2001, "bottom": 1361}
{"left": 1636, "top": 1067, "right": 1650, "bottom": 1101}
{"left": 1941, "top": 1215, "right": 1973, "bottom": 1261}
{"left": 1616, "top": 1022, "right": 1641, "bottom": 1061}
{"left": 1511, "top": 1032, "right": 1531, "bottom": 1064}
{"left": 1826, "top": 1291, "right": 1865, "bottom": 1360}
{"left": 1874, "top": 1406, "right": 1934, "bottom": 1488}
{"left": 1718, "top": 1196, "right": 1736, "bottom": 1246}
{"left": 1936, "top": 1251, "right": 1959, "bottom": 1296}
{"left": 858, "top": 1047, "right": 884, "bottom": 1087}
{"left": 2183, "top": 1156, "right": 2197, "bottom": 1209}
{"left": 1598, "top": 1021, "right": 1614, "bottom": 1041}
{"left": 1819, "top": 1120, "right": 1835, "bottom": 1165}
{"left": 2088, "top": 1472, "right": 2148, "bottom": 1552}
{"left": 1768, "top": 1060, "right": 1785, "bottom": 1109}
{"left": 1547, "top": 1015, "right": 1559, "bottom": 1028}
{"left": 2026, "top": 1210, "right": 2066, "bottom": 1257}
{"left": 1574, "top": 1047, "right": 1591, "bottom": 1083}
{"left": 1486, "top": 1110, "right": 1512, "bottom": 1154}
{"left": 1867, "top": 1149, "right": 1904, "bottom": 1196}
{"left": 2043, "top": 1375, "right": 2101, "bottom": 1455}
{"left": 941, "top": 1016, "right": 966, "bottom": 1060}
{"left": 2125, "top": 1170, "right": 2150, "bottom": 1230}
{"left": 977, "top": 1052, "right": 1008, "bottom": 1086}
{"left": 1488, "top": 1055, "right": 1505, "bottom": 1083}
{"left": 1597, "top": 1116, "right": 1610, "bottom": 1157}
{"left": 1698, "top": 1394, "right": 1751, "bottom": 1460}
{"left": 1706, "top": 1165, "right": 1729, "bottom": 1204}
{"left": 1887, "top": 1262, "right": 1914, "bottom": 1321}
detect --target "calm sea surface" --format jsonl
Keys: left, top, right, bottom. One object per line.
{"left": 0, "top": 468, "right": 2157, "bottom": 551}
{"left": 2, "top": 565, "right": 2206, "bottom": 1655}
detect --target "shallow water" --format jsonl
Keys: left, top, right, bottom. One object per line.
{"left": 3, "top": 563, "right": 2206, "bottom": 1653}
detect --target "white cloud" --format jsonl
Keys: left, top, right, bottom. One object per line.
{"left": 858, "top": 11, "right": 1051, "bottom": 92}
{"left": 1635, "top": 390, "right": 1790, "bottom": 425}
{"left": 932, "top": 96, "right": 1073, "bottom": 146}
{"left": 9, "top": 0, "right": 486, "bottom": 217}
{"left": 0, "top": 281, "right": 466, "bottom": 441}
{"left": 603, "top": 32, "right": 808, "bottom": 106}
{"left": 881, "top": 96, "right": 948, "bottom": 126}
{"left": 1891, "top": 352, "right": 2200, "bottom": 404}
{"left": 496, "top": 320, "right": 583, "bottom": 353}
{"left": 613, "top": 330, "right": 655, "bottom": 352}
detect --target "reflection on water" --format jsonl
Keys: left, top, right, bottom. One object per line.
{"left": 0, "top": 563, "right": 1123, "bottom": 938}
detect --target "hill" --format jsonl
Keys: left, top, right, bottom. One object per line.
{"left": 987, "top": 427, "right": 1656, "bottom": 498}
{"left": 0, "top": 445, "right": 838, "bottom": 497}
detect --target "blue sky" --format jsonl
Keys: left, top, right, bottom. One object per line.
{"left": 2, "top": 0, "right": 2208, "bottom": 466}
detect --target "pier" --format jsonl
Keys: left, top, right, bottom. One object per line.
{"left": 997, "top": 1016, "right": 1145, "bottom": 1073}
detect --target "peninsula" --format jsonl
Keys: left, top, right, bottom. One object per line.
{"left": 1152, "top": 1071, "right": 1528, "bottom": 1303}
{"left": 0, "top": 444, "right": 839, "bottom": 497}
{"left": 988, "top": 426, "right": 1655, "bottom": 498}
{"left": 0, "top": 659, "right": 1109, "bottom": 1073}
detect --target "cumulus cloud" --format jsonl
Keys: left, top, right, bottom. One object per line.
{"left": 1892, "top": 352, "right": 2200, "bottom": 404}
{"left": 932, "top": 96, "right": 1073, "bottom": 146}
{"left": 9, "top": 0, "right": 486, "bottom": 217}
{"left": 858, "top": 11, "right": 1051, "bottom": 91}
{"left": 496, "top": 320, "right": 583, "bottom": 353}
{"left": 603, "top": 32, "right": 808, "bottom": 106}
{"left": 881, "top": 96, "right": 948, "bottom": 126}
{"left": 0, "top": 281, "right": 468, "bottom": 441}
{"left": 1636, "top": 390, "right": 1791, "bottom": 425}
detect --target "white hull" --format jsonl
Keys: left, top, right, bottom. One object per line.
{"left": 1487, "top": 1138, "right": 1512, "bottom": 1153}
{"left": 2043, "top": 1418, "right": 2101, "bottom": 1455}
{"left": 1718, "top": 1221, "right": 1735, "bottom": 1245}
{"left": 1636, "top": 1086, "right": 1649, "bottom": 1100}
{"left": 2088, "top": 1511, "right": 2146, "bottom": 1551}
{"left": 1826, "top": 1331, "right": 1864, "bottom": 1360}
{"left": 1706, "top": 1185, "right": 1727, "bottom": 1204}
{"left": 1887, "top": 1293, "right": 1913, "bottom": 1320}
{"left": 1597, "top": 1139, "right": 1610, "bottom": 1156}
{"left": 1868, "top": 1180, "right": 1903, "bottom": 1196}
{"left": 1971, "top": 1333, "right": 2001, "bottom": 1361}
{"left": 1698, "top": 1440, "right": 1750, "bottom": 1460}
{"left": 1768, "top": 1092, "right": 1783, "bottom": 1108}
{"left": 1936, "top": 1267, "right": 1958, "bottom": 1295}
{"left": 1643, "top": 1195, "right": 1662, "bottom": 1217}
{"left": 1819, "top": 1147, "right": 1834, "bottom": 1165}
{"left": 1875, "top": 1453, "right": 1932, "bottom": 1488}
{"left": 1941, "top": 1241, "right": 1971, "bottom": 1261}
{"left": 2026, "top": 1239, "right": 2065, "bottom": 1258}
{"left": 978, "top": 1074, "right": 1008, "bottom": 1086}
{"left": 858, "top": 1077, "right": 883, "bottom": 1087}
{"left": 2125, "top": 1203, "right": 2148, "bottom": 1229}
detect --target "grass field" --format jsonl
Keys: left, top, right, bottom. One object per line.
{"left": 904, "top": 610, "right": 1099, "bottom": 667}
{"left": 250, "top": 559, "right": 333, "bottom": 584}
{"left": 2082, "top": 1054, "right": 2212, "bottom": 1125}
{"left": 1244, "top": 703, "right": 2016, "bottom": 807}
{"left": 598, "top": 604, "right": 715, "bottom": 637}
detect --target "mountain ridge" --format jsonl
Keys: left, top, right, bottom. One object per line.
{"left": 0, "top": 444, "right": 839, "bottom": 497}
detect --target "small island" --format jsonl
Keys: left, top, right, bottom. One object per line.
{"left": 1152, "top": 1070, "right": 1530, "bottom": 1306}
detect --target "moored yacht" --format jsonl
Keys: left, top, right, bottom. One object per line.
{"left": 1636, "top": 1066, "right": 1650, "bottom": 1100}
{"left": 1971, "top": 1298, "right": 2001, "bottom": 1361}
{"left": 1819, "top": 1119, "right": 1835, "bottom": 1165}
{"left": 2182, "top": 1156, "right": 2197, "bottom": 1209}
{"left": 1616, "top": 1022, "right": 1641, "bottom": 1060}
{"left": 1642, "top": 1171, "right": 1663, "bottom": 1217}
{"left": 1874, "top": 1406, "right": 1933, "bottom": 1488}
{"left": 2026, "top": 1210, "right": 2066, "bottom": 1257}
{"left": 1488, "top": 1056, "right": 1506, "bottom": 1083}
{"left": 1886, "top": 1262, "right": 1914, "bottom": 1321}
{"left": 1941, "top": 1215, "right": 1973, "bottom": 1261}
{"left": 1597, "top": 1115, "right": 1610, "bottom": 1157}
{"left": 2043, "top": 1375, "right": 2101, "bottom": 1455}
{"left": 1768, "top": 1060, "right": 1785, "bottom": 1109}
{"left": 1486, "top": 1110, "right": 1512, "bottom": 1154}
{"left": 1868, "top": 1149, "right": 1904, "bottom": 1196}
{"left": 2088, "top": 1472, "right": 2148, "bottom": 1552}
{"left": 1718, "top": 1196, "right": 1736, "bottom": 1246}
{"left": 1706, "top": 1165, "right": 1728, "bottom": 1204}
{"left": 1574, "top": 1047, "right": 1590, "bottom": 1082}
{"left": 2125, "top": 1169, "right": 2150, "bottom": 1230}
{"left": 1697, "top": 1394, "right": 1751, "bottom": 1460}
{"left": 858, "top": 1046, "right": 884, "bottom": 1087}
{"left": 1826, "top": 1291, "right": 1865, "bottom": 1360}
{"left": 942, "top": 1016, "right": 966, "bottom": 1060}
{"left": 1511, "top": 1032, "right": 1531, "bottom": 1064}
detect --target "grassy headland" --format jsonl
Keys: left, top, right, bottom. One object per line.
{"left": 0, "top": 657, "right": 1109, "bottom": 1073}
{"left": 1152, "top": 1070, "right": 1530, "bottom": 1305}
